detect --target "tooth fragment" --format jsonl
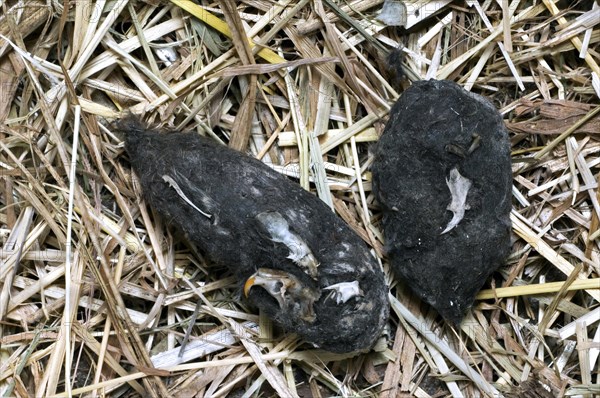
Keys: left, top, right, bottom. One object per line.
{"left": 243, "top": 276, "right": 256, "bottom": 297}
{"left": 323, "top": 281, "right": 363, "bottom": 304}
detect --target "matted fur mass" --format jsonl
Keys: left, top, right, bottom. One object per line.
{"left": 117, "top": 116, "right": 389, "bottom": 353}
{"left": 372, "top": 80, "right": 513, "bottom": 324}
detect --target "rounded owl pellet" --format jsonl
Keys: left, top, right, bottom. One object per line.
{"left": 372, "top": 80, "right": 512, "bottom": 324}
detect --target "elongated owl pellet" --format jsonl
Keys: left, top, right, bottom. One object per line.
{"left": 117, "top": 116, "right": 389, "bottom": 353}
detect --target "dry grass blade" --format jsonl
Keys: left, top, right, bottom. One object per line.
{"left": 221, "top": 1, "right": 257, "bottom": 151}
{"left": 0, "top": 0, "right": 598, "bottom": 396}
{"left": 389, "top": 294, "right": 500, "bottom": 397}
{"left": 0, "top": 1, "right": 50, "bottom": 58}
{"left": 477, "top": 278, "right": 600, "bottom": 300}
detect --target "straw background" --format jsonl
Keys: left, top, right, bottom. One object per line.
{"left": 0, "top": 1, "right": 598, "bottom": 397}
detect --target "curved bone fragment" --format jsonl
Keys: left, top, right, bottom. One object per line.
{"left": 162, "top": 174, "right": 212, "bottom": 218}
{"left": 323, "top": 281, "right": 364, "bottom": 304}
{"left": 441, "top": 167, "right": 472, "bottom": 234}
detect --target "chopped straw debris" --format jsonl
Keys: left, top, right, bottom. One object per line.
{"left": 0, "top": 0, "right": 598, "bottom": 397}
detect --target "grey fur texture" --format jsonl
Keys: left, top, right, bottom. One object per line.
{"left": 118, "top": 117, "right": 389, "bottom": 353}
{"left": 372, "top": 80, "right": 512, "bottom": 324}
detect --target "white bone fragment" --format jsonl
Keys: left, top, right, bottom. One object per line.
{"left": 256, "top": 212, "right": 319, "bottom": 278}
{"left": 324, "top": 281, "right": 364, "bottom": 304}
{"left": 162, "top": 175, "right": 212, "bottom": 218}
{"left": 441, "top": 167, "right": 472, "bottom": 234}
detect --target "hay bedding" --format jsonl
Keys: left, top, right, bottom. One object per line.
{"left": 0, "top": 0, "right": 598, "bottom": 397}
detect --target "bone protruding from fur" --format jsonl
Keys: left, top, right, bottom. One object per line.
{"left": 256, "top": 211, "right": 319, "bottom": 279}
{"left": 243, "top": 268, "right": 320, "bottom": 322}
{"left": 441, "top": 167, "right": 472, "bottom": 234}
{"left": 323, "top": 281, "right": 364, "bottom": 304}
{"left": 162, "top": 175, "right": 212, "bottom": 218}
